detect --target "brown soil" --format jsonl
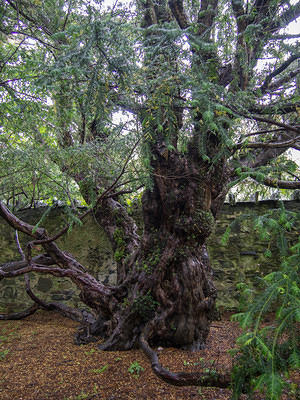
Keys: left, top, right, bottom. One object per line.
{"left": 0, "top": 310, "right": 297, "bottom": 400}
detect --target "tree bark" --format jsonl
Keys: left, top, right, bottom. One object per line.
{"left": 93, "top": 148, "right": 228, "bottom": 351}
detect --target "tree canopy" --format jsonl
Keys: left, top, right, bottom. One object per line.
{"left": 0, "top": 0, "right": 299, "bottom": 209}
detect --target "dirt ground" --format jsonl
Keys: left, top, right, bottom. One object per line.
{"left": 0, "top": 310, "right": 298, "bottom": 400}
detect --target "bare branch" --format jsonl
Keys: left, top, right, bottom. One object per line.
{"left": 0, "top": 76, "right": 39, "bottom": 86}
{"left": 260, "top": 54, "right": 300, "bottom": 94}
{"left": 5, "top": 0, "right": 53, "bottom": 36}
{"left": 236, "top": 136, "right": 300, "bottom": 150}
{"left": 9, "top": 30, "right": 59, "bottom": 50}
{"left": 231, "top": 109, "right": 300, "bottom": 135}
{"left": 249, "top": 102, "right": 300, "bottom": 116}
{"left": 243, "top": 128, "right": 286, "bottom": 137}
{"left": 271, "top": 33, "right": 300, "bottom": 40}
{"left": 0, "top": 38, "right": 26, "bottom": 73}
{"left": 267, "top": 68, "right": 300, "bottom": 92}
{"left": 15, "top": 230, "right": 25, "bottom": 260}
{"left": 62, "top": 0, "right": 73, "bottom": 31}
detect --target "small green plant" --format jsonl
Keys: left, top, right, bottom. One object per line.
{"left": 74, "top": 391, "right": 89, "bottom": 400}
{"left": 128, "top": 361, "right": 144, "bottom": 378}
{"left": 93, "top": 383, "right": 99, "bottom": 393}
{"left": 132, "top": 291, "right": 159, "bottom": 321}
{"left": 183, "top": 357, "right": 208, "bottom": 367}
{"left": 89, "top": 364, "right": 108, "bottom": 374}
{"left": 0, "top": 349, "right": 10, "bottom": 360}
{"left": 84, "top": 348, "right": 96, "bottom": 355}
{"left": 0, "top": 335, "right": 8, "bottom": 343}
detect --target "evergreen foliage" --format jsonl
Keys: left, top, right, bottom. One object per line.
{"left": 228, "top": 206, "right": 300, "bottom": 399}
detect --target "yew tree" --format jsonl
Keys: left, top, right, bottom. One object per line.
{"left": 0, "top": 0, "right": 299, "bottom": 388}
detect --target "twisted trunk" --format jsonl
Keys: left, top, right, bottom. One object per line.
{"left": 93, "top": 149, "right": 228, "bottom": 351}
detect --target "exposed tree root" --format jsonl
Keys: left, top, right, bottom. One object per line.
{"left": 0, "top": 304, "right": 39, "bottom": 320}
{"left": 139, "top": 332, "right": 231, "bottom": 388}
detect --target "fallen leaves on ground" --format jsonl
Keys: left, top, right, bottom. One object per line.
{"left": 0, "top": 310, "right": 297, "bottom": 399}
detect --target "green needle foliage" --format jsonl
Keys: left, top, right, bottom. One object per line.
{"left": 230, "top": 206, "right": 300, "bottom": 400}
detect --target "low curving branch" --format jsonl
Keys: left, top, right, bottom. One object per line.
{"left": 23, "top": 273, "right": 96, "bottom": 324}
{"left": 139, "top": 332, "right": 230, "bottom": 388}
{"left": 0, "top": 304, "right": 39, "bottom": 320}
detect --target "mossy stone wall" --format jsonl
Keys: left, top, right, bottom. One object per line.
{"left": 0, "top": 200, "right": 299, "bottom": 312}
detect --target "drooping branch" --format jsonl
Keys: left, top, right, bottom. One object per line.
{"left": 23, "top": 273, "right": 96, "bottom": 324}
{"left": 0, "top": 202, "right": 119, "bottom": 318}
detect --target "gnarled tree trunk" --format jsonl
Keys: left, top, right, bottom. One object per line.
{"left": 86, "top": 148, "right": 228, "bottom": 351}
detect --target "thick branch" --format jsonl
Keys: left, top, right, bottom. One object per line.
{"left": 0, "top": 254, "right": 55, "bottom": 272}
{"left": 0, "top": 201, "right": 87, "bottom": 271}
{"left": 267, "top": 69, "right": 300, "bottom": 92}
{"left": 254, "top": 176, "right": 300, "bottom": 189}
{"left": 24, "top": 274, "right": 96, "bottom": 324}
{"left": 168, "top": 0, "right": 189, "bottom": 29}
{"left": 236, "top": 136, "right": 300, "bottom": 150}
{"left": 0, "top": 201, "right": 46, "bottom": 238}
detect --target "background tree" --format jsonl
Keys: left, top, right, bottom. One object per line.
{"left": 0, "top": 0, "right": 299, "bottom": 391}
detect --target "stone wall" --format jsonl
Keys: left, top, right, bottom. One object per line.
{"left": 208, "top": 200, "right": 299, "bottom": 310}
{"left": 0, "top": 200, "right": 299, "bottom": 312}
